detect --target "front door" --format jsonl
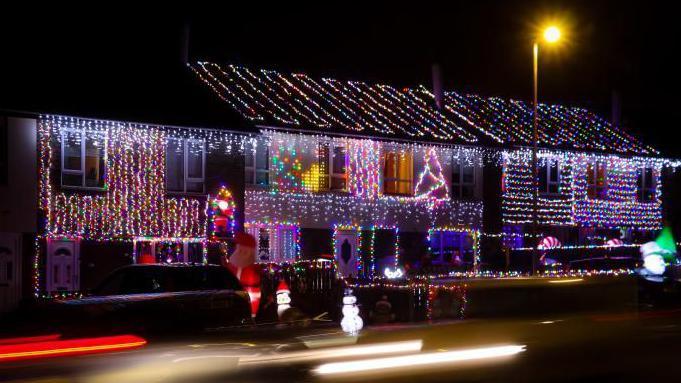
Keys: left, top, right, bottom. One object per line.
{"left": 47, "top": 239, "right": 79, "bottom": 293}
{"left": 0, "top": 233, "right": 21, "bottom": 312}
{"left": 335, "top": 230, "right": 359, "bottom": 278}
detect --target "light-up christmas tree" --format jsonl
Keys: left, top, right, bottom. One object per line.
{"left": 414, "top": 148, "right": 449, "bottom": 199}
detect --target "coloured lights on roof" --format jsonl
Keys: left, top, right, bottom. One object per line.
{"left": 190, "top": 62, "right": 477, "bottom": 143}
{"left": 191, "top": 61, "right": 656, "bottom": 154}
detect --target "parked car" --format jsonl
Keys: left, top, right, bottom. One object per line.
{"left": 31, "top": 264, "right": 252, "bottom": 337}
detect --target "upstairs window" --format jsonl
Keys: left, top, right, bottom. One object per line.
{"left": 166, "top": 138, "right": 205, "bottom": 193}
{"left": 452, "top": 161, "right": 476, "bottom": 199}
{"left": 638, "top": 167, "right": 656, "bottom": 202}
{"left": 61, "top": 129, "right": 106, "bottom": 188}
{"left": 539, "top": 159, "right": 561, "bottom": 195}
{"left": 587, "top": 162, "right": 608, "bottom": 199}
{"left": 383, "top": 150, "right": 413, "bottom": 196}
{"left": 245, "top": 139, "right": 269, "bottom": 186}
{"left": 318, "top": 142, "right": 348, "bottom": 191}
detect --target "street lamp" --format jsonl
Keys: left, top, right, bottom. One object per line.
{"left": 531, "top": 25, "right": 562, "bottom": 275}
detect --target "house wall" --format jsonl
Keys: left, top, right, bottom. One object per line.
{"left": 0, "top": 117, "right": 37, "bottom": 233}
{"left": 246, "top": 131, "right": 484, "bottom": 231}
{"left": 501, "top": 149, "right": 663, "bottom": 237}
{"left": 35, "top": 116, "right": 247, "bottom": 294}
{"left": 0, "top": 116, "right": 37, "bottom": 310}
{"left": 244, "top": 131, "right": 484, "bottom": 267}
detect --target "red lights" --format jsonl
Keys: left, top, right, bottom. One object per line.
{"left": 0, "top": 334, "right": 147, "bottom": 363}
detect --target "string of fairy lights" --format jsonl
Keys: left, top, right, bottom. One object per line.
{"left": 35, "top": 116, "right": 245, "bottom": 296}
{"left": 34, "top": 94, "right": 680, "bottom": 296}
{"left": 191, "top": 61, "right": 656, "bottom": 155}
{"left": 501, "top": 149, "right": 668, "bottom": 230}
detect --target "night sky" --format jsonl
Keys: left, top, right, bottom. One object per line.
{"left": 2, "top": 1, "right": 679, "bottom": 156}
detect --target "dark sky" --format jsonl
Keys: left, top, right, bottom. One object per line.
{"left": 2, "top": 1, "right": 679, "bottom": 156}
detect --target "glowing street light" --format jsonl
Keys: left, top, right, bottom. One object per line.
{"left": 543, "top": 26, "right": 561, "bottom": 43}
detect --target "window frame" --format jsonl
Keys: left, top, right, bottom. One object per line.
{"left": 166, "top": 137, "right": 206, "bottom": 195}
{"left": 539, "top": 158, "right": 561, "bottom": 196}
{"left": 319, "top": 141, "right": 348, "bottom": 192}
{"left": 587, "top": 161, "right": 608, "bottom": 200}
{"left": 451, "top": 160, "right": 476, "bottom": 199}
{"left": 60, "top": 128, "right": 107, "bottom": 190}
{"left": 638, "top": 166, "right": 657, "bottom": 202}
{"left": 244, "top": 140, "right": 269, "bottom": 187}
{"left": 430, "top": 230, "right": 473, "bottom": 264}
{"left": 382, "top": 150, "right": 414, "bottom": 196}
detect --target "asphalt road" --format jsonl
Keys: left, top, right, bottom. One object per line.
{"left": 2, "top": 275, "right": 680, "bottom": 382}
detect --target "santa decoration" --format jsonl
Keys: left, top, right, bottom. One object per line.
{"left": 276, "top": 280, "right": 292, "bottom": 319}
{"left": 223, "top": 232, "right": 262, "bottom": 318}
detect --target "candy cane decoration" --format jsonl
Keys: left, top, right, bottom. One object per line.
{"left": 539, "top": 236, "right": 561, "bottom": 250}
{"left": 606, "top": 238, "right": 624, "bottom": 247}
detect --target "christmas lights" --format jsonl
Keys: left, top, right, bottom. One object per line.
{"left": 501, "top": 150, "right": 666, "bottom": 231}
{"left": 34, "top": 115, "right": 249, "bottom": 295}
{"left": 246, "top": 189, "right": 483, "bottom": 230}
{"left": 245, "top": 220, "right": 301, "bottom": 263}
{"left": 191, "top": 61, "right": 655, "bottom": 154}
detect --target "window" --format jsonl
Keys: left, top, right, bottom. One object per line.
{"left": 383, "top": 150, "right": 413, "bottom": 195}
{"left": 61, "top": 129, "right": 106, "bottom": 188}
{"left": 245, "top": 139, "right": 269, "bottom": 186}
{"left": 638, "top": 167, "right": 656, "bottom": 202}
{"left": 318, "top": 142, "right": 348, "bottom": 191}
{"left": 587, "top": 162, "right": 608, "bottom": 199}
{"left": 166, "top": 138, "right": 205, "bottom": 193}
{"left": 452, "top": 161, "right": 476, "bottom": 199}
{"left": 246, "top": 223, "right": 299, "bottom": 263}
{"left": 539, "top": 159, "right": 561, "bottom": 195}
{"left": 429, "top": 231, "right": 474, "bottom": 265}
{"left": 134, "top": 240, "right": 204, "bottom": 264}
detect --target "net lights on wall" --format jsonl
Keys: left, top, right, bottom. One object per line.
{"left": 500, "top": 149, "right": 675, "bottom": 230}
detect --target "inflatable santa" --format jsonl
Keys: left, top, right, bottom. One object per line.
{"left": 223, "top": 232, "right": 262, "bottom": 318}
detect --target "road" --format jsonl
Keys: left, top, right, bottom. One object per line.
{"left": 2, "top": 274, "right": 680, "bottom": 382}
{"left": 2, "top": 306, "right": 681, "bottom": 383}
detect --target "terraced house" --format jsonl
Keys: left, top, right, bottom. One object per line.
{"left": 0, "top": 61, "right": 675, "bottom": 309}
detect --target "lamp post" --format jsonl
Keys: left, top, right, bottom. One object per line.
{"left": 531, "top": 26, "right": 561, "bottom": 275}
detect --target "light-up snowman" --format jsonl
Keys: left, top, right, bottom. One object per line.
{"left": 340, "top": 289, "right": 363, "bottom": 334}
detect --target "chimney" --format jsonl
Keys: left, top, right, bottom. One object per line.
{"left": 432, "top": 63, "right": 444, "bottom": 109}
{"left": 611, "top": 90, "right": 621, "bottom": 128}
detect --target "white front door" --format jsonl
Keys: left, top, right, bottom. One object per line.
{"left": 335, "top": 230, "right": 359, "bottom": 278}
{"left": 0, "top": 233, "right": 21, "bottom": 312}
{"left": 47, "top": 239, "right": 80, "bottom": 293}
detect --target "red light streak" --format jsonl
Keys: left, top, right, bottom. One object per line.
{"left": 0, "top": 334, "right": 147, "bottom": 362}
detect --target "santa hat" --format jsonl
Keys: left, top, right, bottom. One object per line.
{"left": 276, "top": 280, "right": 290, "bottom": 294}
{"left": 233, "top": 232, "right": 256, "bottom": 248}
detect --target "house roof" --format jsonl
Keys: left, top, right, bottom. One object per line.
{"left": 190, "top": 61, "right": 657, "bottom": 155}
